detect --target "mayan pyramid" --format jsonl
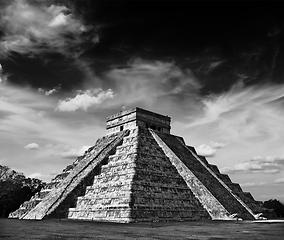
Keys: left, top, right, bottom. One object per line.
{"left": 9, "top": 107, "right": 267, "bottom": 222}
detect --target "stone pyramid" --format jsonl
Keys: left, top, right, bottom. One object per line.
{"left": 9, "top": 107, "right": 266, "bottom": 222}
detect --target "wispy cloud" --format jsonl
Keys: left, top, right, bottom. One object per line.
{"left": 222, "top": 155, "right": 284, "bottom": 174}
{"left": 187, "top": 81, "right": 284, "bottom": 145}
{"left": 274, "top": 178, "right": 284, "bottom": 184}
{"left": 0, "top": 82, "right": 105, "bottom": 144}
{"left": 191, "top": 81, "right": 284, "bottom": 126}
{"left": 240, "top": 182, "right": 268, "bottom": 187}
{"left": 44, "top": 144, "right": 91, "bottom": 159}
{"left": 210, "top": 141, "right": 227, "bottom": 149}
{"left": 56, "top": 88, "right": 114, "bottom": 111}
{"left": 0, "top": 81, "right": 107, "bottom": 179}
{"left": 0, "top": 83, "right": 54, "bottom": 135}
{"left": 0, "top": 0, "right": 97, "bottom": 58}
{"left": 55, "top": 58, "right": 203, "bottom": 114}
{"left": 110, "top": 58, "right": 201, "bottom": 98}
{"left": 58, "top": 145, "right": 91, "bottom": 159}
{"left": 102, "top": 58, "right": 202, "bottom": 115}
{"left": 24, "top": 142, "right": 39, "bottom": 150}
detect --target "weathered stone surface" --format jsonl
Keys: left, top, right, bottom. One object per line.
{"left": 69, "top": 127, "right": 210, "bottom": 222}
{"left": 106, "top": 107, "right": 171, "bottom": 135}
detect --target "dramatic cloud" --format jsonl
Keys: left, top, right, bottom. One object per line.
{"left": 56, "top": 88, "right": 114, "bottom": 111}
{"left": 222, "top": 155, "right": 284, "bottom": 174}
{"left": 0, "top": 0, "right": 97, "bottom": 58}
{"left": 196, "top": 144, "right": 216, "bottom": 157}
{"left": 24, "top": 142, "right": 39, "bottom": 150}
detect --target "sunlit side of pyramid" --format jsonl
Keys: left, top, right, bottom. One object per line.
{"left": 9, "top": 107, "right": 267, "bottom": 222}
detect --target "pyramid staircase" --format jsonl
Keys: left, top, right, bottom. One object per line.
{"left": 68, "top": 127, "right": 210, "bottom": 222}
{"left": 9, "top": 130, "right": 129, "bottom": 220}
{"left": 9, "top": 107, "right": 267, "bottom": 222}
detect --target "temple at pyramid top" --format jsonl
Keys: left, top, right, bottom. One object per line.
{"left": 106, "top": 107, "right": 171, "bottom": 135}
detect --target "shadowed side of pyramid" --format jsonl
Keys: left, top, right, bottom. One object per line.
{"left": 151, "top": 130, "right": 258, "bottom": 220}
{"left": 192, "top": 152, "right": 265, "bottom": 215}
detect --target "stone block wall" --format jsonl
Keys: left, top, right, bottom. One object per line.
{"left": 106, "top": 107, "right": 171, "bottom": 135}
{"left": 130, "top": 128, "right": 210, "bottom": 221}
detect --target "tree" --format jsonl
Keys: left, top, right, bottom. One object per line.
{"left": 263, "top": 199, "right": 284, "bottom": 218}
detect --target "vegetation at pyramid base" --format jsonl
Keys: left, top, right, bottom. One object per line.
{"left": 0, "top": 165, "right": 45, "bottom": 218}
{"left": 263, "top": 199, "right": 284, "bottom": 218}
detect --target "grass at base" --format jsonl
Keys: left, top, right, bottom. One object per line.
{"left": 0, "top": 218, "right": 284, "bottom": 240}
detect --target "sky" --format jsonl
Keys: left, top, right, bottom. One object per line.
{"left": 0, "top": 0, "right": 284, "bottom": 202}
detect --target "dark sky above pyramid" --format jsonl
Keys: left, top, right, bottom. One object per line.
{"left": 1, "top": 1, "right": 284, "bottom": 92}
{"left": 0, "top": 0, "right": 284, "bottom": 202}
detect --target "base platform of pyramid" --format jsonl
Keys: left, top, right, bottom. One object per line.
{"left": 9, "top": 107, "right": 269, "bottom": 222}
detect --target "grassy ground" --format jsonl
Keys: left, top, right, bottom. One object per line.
{"left": 0, "top": 218, "right": 284, "bottom": 240}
